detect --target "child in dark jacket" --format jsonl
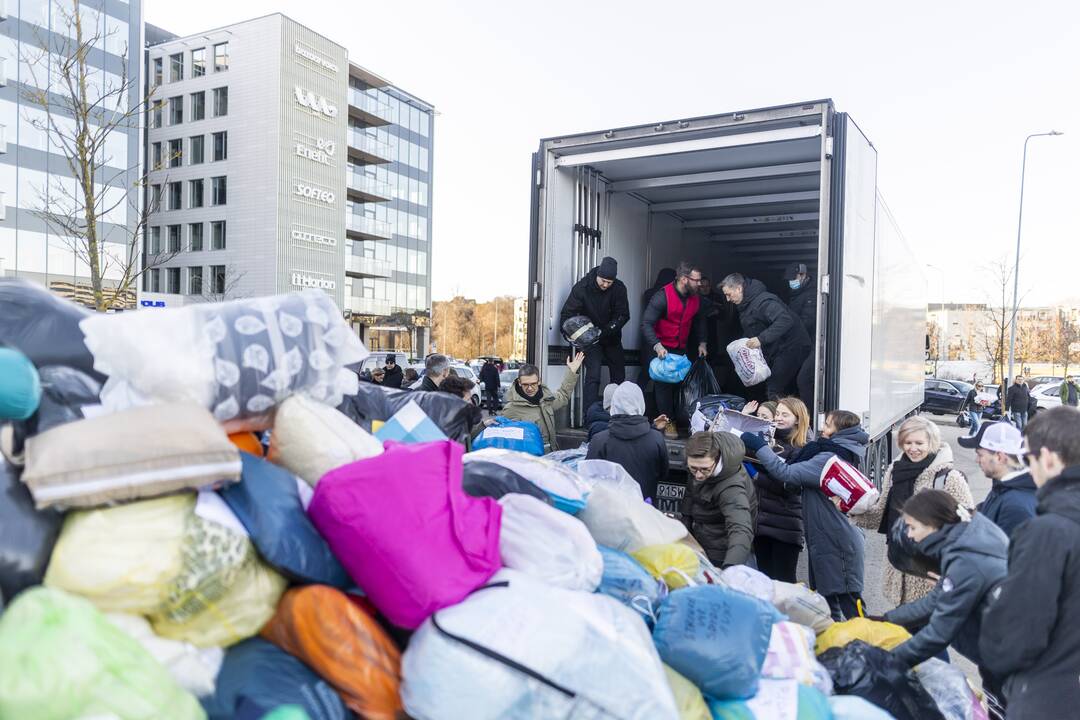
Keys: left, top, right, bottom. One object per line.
{"left": 681, "top": 431, "right": 757, "bottom": 569}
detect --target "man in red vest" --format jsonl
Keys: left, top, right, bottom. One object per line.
{"left": 641, "top": 261, "right": 707, "bottom": 439}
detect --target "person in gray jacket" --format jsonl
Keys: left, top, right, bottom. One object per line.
{"left": 741, "top": 409, "right": 868, "bottom": 620}
{"left": 883, "top": 489, "right": 1009, "bottom": 718}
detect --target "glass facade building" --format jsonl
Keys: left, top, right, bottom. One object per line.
{"left": 0, "top": 0, "right": 144, "bottom": 305}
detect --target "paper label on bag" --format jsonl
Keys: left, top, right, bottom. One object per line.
{"left": 483, "top": 426, "right": 526, "bottom": 441}
{"left": 745, "top": 678, "right": 799, "bottom": 718}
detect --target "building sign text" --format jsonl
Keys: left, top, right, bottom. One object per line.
{"left": 294, "top": 86, "right": 339, "bottom": 118}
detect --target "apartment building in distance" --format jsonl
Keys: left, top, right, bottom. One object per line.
{"left": 142, "top": 14, "right": 434, "bottom": 354}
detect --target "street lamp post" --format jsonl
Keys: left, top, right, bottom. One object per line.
{"left": 1007, "top": 131, "right": 1063, "bottom": 384}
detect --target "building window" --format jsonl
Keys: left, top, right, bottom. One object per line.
{"left": 189, "top": 179, "right": 204, "bottom": 208}
{"left": 152, "top": 100, "right": 164, "bottom": 129}
{"left": 211, "top": 221, "right": 226, "bottom": 250}
{"left": 191, "top": 91, "right": 205, "bottom": 121}
{"left": 214, "top": 42, "right": 229, "bottom": 72}
{"left": 211, "top": 265, "right": 226, "bottom": 294}
{"left": 150, "top": 226, "right": 162, "bottom": 254}
{"left": 170, "top": 53, "right": 183, "bottom": 82}
{"left": 192, "top": 48, "right": 206, "bottom": 78}
{"left": 150, "top": 268, "right": 161, "bottom": 293}
{"left": 212, "top": 87, "right": 228, "bottom": 117}
{"left": 189, "top": 222, "right": 204, "bottom": 251}
{"left": 151, "top": 142, "right": 162, "bottom": 169}
{"left": 169, "top": 95, "right": 183, "bottom": 125}
{"left": 190, "top": 135, "right": 205, "bottom": 164}
{"left": 211, "top": 177, "right": 227, "bottom": 206}
{"left": 152, "top": 57, "right": 163, "bottom": 86}
{"left": 189, "top": 266, "right": 203, "bottom": 295}
{"left": 212, "top": 131, "right": 227, "bottom": 161}
{"left": 168, "top": 224, "right": 182, "bottom": 252}
{"left": 168, "top": 181, "right": 182, "bottom": 210}
{"left": 167, "top": 267, "right": 181, "bottom": 294}
{"left": 168, "top": 138, "right": 182, "bottom": 167}
{"left": 150, "top": 185, "right": 162, "bottom": 213}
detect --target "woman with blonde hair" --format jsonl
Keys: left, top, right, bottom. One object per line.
{"left": 752, "top": 396, "right": 812, "bottom": 582}
{"left": 855, "top": 415, "right": 974, "bottom": 607}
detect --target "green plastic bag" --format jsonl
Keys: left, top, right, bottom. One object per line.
{"left": 0, "top": 586, "right": 205, "bottom": 720}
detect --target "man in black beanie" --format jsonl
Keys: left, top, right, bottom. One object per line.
{"left": 560, "top": 256, "right": 630, "bottom": 409}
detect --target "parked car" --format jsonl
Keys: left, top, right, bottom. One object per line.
{"left": 499, "top": 370, "right": 518, "bottom": 402}
{"left": 1027, "top": 375, "right": 1063, "bottom": 390}
{"left": 922, "top": 378, "right": 973, "bottom": 415}
{"left": 1031, "top": 382, "right": 1063, "bottom": 411}
{"left": 357, "top": 352, "right": 410, "bottom": 380}
{"left": 408, "top": 364, "right": 482, "bottom": 406}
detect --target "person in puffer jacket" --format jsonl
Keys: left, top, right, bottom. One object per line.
{"left": 885, "top": 489, "right": 1009, "bottom": 719}
{"left": 584, "top": 383, "right": 619, "bottom": 441}
{"left": 681, "top": 431, "right": 757, "bottom": 568}
{"left": 586, "top": 383, "right": 668, "bottom": 501}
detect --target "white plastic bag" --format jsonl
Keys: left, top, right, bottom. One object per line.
{"left": 269, "top": 394, "right": 384, "bottom": 486}
{"left": 727, "top": 338, "right": 772, "bottom": 387}
{"left": 498, "top": 494, "right": 603, "bottom": 592}
{"left": 914, "top": 659, "right": 985, "bottom": 720}
{"left": 575, "top": 460, "right": 687, "bottom": 552}
{"left": 463, "top": 449, "right": 590, "bottom": 513}
{"left": 772, "top": 581, "right": 834, "bottom": 634}
{"left": 401, "top": 569, "right": 679, "bottom": 720}
{"left": 720, "top": 565, "right": 775, "bottom": 603}
{"left": 106, "top": 613, "right": 224, "bottom": 698}
{"left": 761, "top": 621, "right": 833, "bottom": 696}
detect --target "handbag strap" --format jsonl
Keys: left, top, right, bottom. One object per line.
{"left": 932, "top": 467, "right": 951, "bottom": 490}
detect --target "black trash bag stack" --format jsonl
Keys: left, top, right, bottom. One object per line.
{"left": 561, "top": 315, "right": 601, "bottom": 348}
{"left": 338, "top": 383, "right": 474, "bottom": 443}
{"left": 461, "top": 460, "right": 553, "bottom": 505}
{"left": 0, "top": 279, "right": 104, "bottom": 381}
{"left": 679, "top": 360, "right": 722, "bottom": 424}
{"left": 6, "top": 365, "right": 103, "bottom": 461}
{"left": 0, "top": 460, "right": 62, "bottom": 604}
{"left": 819, "top": 641, "right": 945, "bottom": 720}
{"left": 887, "top": 516, "right": 940, "bottom": 581}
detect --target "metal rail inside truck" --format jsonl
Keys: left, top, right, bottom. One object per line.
{"left": 527, "top": 99, "right": 926, "bottom": 511}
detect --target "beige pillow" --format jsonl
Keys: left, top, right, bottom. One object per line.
{"left": 22, "top": 403, "right": 241, "bottom": 510}
{"left": 268, "top": 395, "right": 383, "bottom": 485}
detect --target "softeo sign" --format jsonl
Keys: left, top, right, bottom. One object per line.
{"left": 294, "top": 86, "right": 338, "bottom": 118}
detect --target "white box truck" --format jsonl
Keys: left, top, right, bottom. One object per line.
{"left": 527, "top": 100, "right": 925, "bottom": 488}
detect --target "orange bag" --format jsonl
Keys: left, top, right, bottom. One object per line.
{"left": 229, "top": 432, "right": 264, "bottom": 457}
{"left": 261, "top": 585, "right": 402, "bottom": 719}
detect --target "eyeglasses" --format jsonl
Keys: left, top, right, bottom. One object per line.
{"left": 518, "top": 380, "right": 540, "bottom": 390}
{"left": 687, "top": 460, "right": 717, "bottom": 477}
{"left": 687, "top": 276, "right": 702, "bottom": 284}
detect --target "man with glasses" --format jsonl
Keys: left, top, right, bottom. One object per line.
{"left": 680, "top": 431, "right": 757, "bottom": 568}
{"left": 980, "top": 406, "right": 1080, "bottom": 720}
{"left": 641, "top": 261, "right": 708, "bottom": 439}
{"left": 722, "top": 273, "right": 811, "bottom": 401}
{"left": 498, "top": 353, "right": 585, "bottom": 453}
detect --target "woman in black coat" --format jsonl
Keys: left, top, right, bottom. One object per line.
{"left": 751, "top": 397, "right": 810, "bottom": 582}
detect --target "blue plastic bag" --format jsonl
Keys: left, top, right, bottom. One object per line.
{"left": 596, "top": 546, "right": 667, "bottom": 626}
{"left": 0, "top": 349, "right": 41, "bottom": 421}
{"left": 219, "top": 453, "right": 351, "bottom": 588}
{"left": 653, "top": 585, "right": 780, "bottom": 700}
{"left": 649, "top": 353, "right": 692, "bottom": 384}
{"left": 473, "top": 418, "right": 544, "bottom": 456}
{"left": 202, "top": 638, "right": 349, "bottom": 720}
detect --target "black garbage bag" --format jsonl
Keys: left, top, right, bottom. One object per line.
{"left": 696, "top": 394, "right": 749, "bottom": 422}
{"left": 201, "top": 638, "right": 349, "bottom": 720}
{"left": 679, "top": 360, "right": 722, "bottom": 423}
{"left": 887, "top": 515, "right": 939, "bottom": 581}
{"left": 561, "top": 315, "right": 601, "bottom": 348}
{"left": 7, "top": 365, "right": 104, "bottom": 460}
{"left": 819, "top": 641, "right": 944, "bottom": 720}
{"left": 0, "top": 460, "right": 62, "bottom": 603}
{"left": 338, "top": 383, "right": 474, "bottom": 443}
{"left": 0, "top": 279, "right": 104, "bottom": 380}
{"left": 461, "top": 460, "right": 554, "bottom": 505}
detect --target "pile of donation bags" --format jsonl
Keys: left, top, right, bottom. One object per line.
{"left": 0, "top": 282, "right": 988, "bottom": 720}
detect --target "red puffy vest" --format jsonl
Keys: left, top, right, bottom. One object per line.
{"left": 654, "top": 282, "right": 700, "bottom": 349}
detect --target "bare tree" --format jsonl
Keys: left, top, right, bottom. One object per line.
{"left": 1053, "top": 310, "right": 1080, "bottom": 377}
{"left": 20, "top": 0, "right": 171, "bottom": 311}
{"left": 927, "top": 319, "right": 942, "bottom": 375}
{"left": 980, "top": 258, "right": 1014, "bottom": 383}
{"left": 198, "top": 267, "right": 248, "bottom": 304}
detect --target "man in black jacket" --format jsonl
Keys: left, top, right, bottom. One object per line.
{"left": 959, "top": 421, "right": 1037, "bottom": 537}
{"left": 559, "top": 256, "right": 630, "bottom": 410}
{"left": 980, "top": 406, "right": 1080, "bottom": 720}
{"left": 478, "top": 358, "right": 501, "bottom": 412}
{"left": 382, "top": 356, "right": 404, "bottom": 389}
{"left": 1005, "top": 376, "right": 1031, "bottom": 430}
{"left": 721, "top": 273, "right": 811, "bottom": 400}
{"left": 785, "top": 263, "right": 817, "bottom": 410}
{"left": 419, "top": 353, "right": 450, "bottom": 393}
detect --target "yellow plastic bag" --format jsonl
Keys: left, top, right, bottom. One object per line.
{"left": 664, "top": 664, "right": 710, "bottom": 720}
{"left": 44, "top": 495, "right": 190, "bottom": 614}
{"left": 631, "top": 544, "right": 699, "bottom": 590}
{"left": 815, "top": 618, "right": 911, "bottom": 656}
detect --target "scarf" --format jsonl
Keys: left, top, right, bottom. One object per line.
{"left": 514, "top": 381, "right": 544, "bottom": 406}
{"left": 881, "top": 453, "right": 936, "bottom": 536}
{"left": 789, "top": 437, "right": 859, "bottom": 467}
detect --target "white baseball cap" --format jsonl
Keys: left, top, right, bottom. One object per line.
{"left": 958, "top": 421, "right": 1023, "bottom": 456}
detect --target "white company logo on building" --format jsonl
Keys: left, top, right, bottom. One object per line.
{"left": 293, "top": 43, "right": 339, "bottom": 74}
{"left": 291, "top": 228, "right": 337, "bottom": 247}
{"left": 294, "top": 86, "right": 338, "bottom": 118}
{"left": 294, "top": 182, "right": 336, "bottom": 205}
{"left": 291, "top": 272, "right": 337, "bottom": 291}
{"left": 295, "top": 136, "right": 336, "bottom": 166}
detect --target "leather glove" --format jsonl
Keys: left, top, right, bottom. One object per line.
{"left": 740, "top": 432, "right": 767, "bottom": 453}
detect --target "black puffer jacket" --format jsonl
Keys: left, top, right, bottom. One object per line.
{"left": 981, "top": 466, "right": 1080, "bottom": 720}
{"left": 752, "top": 431, "right": 804, "bottom": 547}
{"left": 586, "top": 414, "right": 668, "bottom": 501}
{"left": 681, "top": 433, "right": 758, "bottom": 568}
{"left": 382, "top": 364, "right": 403, "bottom": 389}
{"left": 787, "top": 276, "right": 817, "bottom": 338}
{"left": 736, "top": 278, "right": 810, "bottom": 362}
{"left": 559, "top": 267, "right": 630, "bottom": 346}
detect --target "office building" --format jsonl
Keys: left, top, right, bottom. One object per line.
{"left": 513, "top": 296, "right": 528, "bottom": 361}
{"left": 143, "top": 14, "right": 434, "bottom": 354}
{"left": 0, "top": 0, "right": 144, "bottom": 305}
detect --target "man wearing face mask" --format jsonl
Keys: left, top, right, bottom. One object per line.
{"left": 785, "top": 262, "right": 817, "bottom": 410}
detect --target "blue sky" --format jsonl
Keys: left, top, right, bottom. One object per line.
{"left": 149, "top": 0, "right": 1080, "bottom": 307}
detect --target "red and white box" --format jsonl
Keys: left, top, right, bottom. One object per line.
{"left": 819, "top": 456, "right": 880, "bottom": 515}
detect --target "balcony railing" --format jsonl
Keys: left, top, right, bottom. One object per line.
{"left": 0, "top": 123, "right": 6, "bottom": 154}
{"left": 348, "top": 88, "right": 393, "bottom": 125}
{"left": 346, "top": 171, "right": 392, "bottom": 202}
{"left": 346, "top": 214, "right": 392, "bottom": 240}
{"left": 351, "top": 297, "right": 393, "bottom": 316}
{"left": 346, "top": 256, "right": 393, "bottom": 278}
{"left": 348, "top": 129, "right": 393, "bottom": 163}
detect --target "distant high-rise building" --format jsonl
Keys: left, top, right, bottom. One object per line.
{"left": 513, "top": 296, "right": 528, "bottom": 361}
